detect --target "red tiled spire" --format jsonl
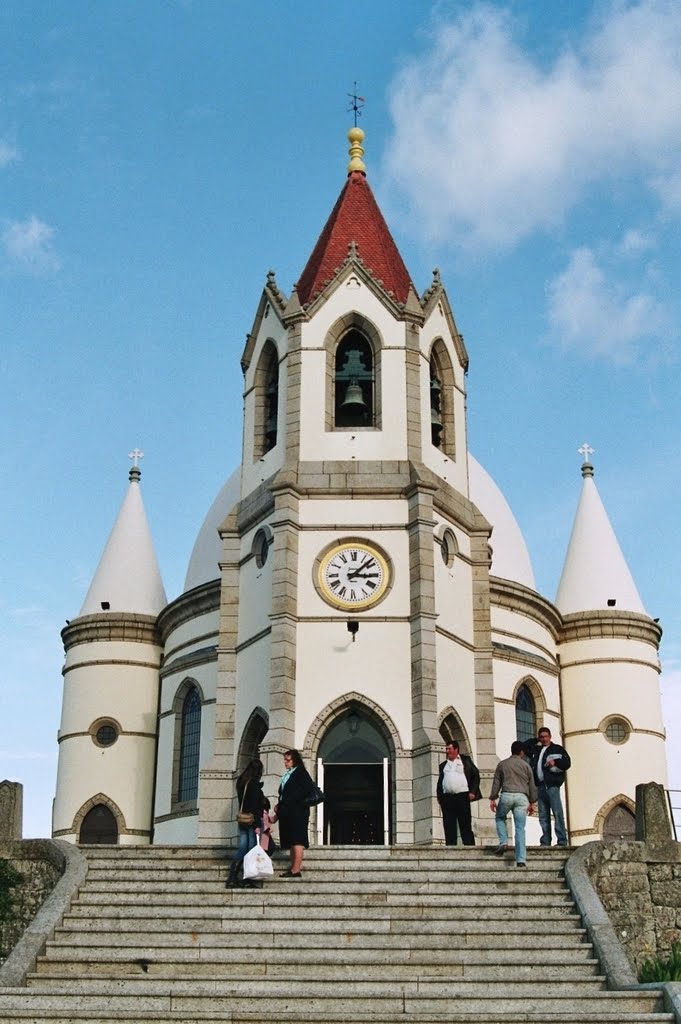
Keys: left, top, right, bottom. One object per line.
{"left": 296, "top": 132, "right": 415, "bottom": 307}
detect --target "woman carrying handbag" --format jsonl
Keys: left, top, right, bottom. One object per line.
{"left": 226, "top": 758, "right": 268, "bottom": 888}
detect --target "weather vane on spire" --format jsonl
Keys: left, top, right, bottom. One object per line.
{"left": 347, "top": 83, "right": 365, "bottom": 127}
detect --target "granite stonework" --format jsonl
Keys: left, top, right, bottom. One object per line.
{"left": 0, "top": 782, "right": 22, "bottom": 844}
{"left": 0, "top": 842, "right": 62, "bottom": 966}
{"left": 578, "top": 784, "right": 681, "bottom": 977}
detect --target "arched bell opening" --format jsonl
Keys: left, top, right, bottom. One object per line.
{"left": 317, "top": 702, "right": 393, "bottom": 845}
{"left": 334, "top": 330, "right": 375, "bottom": 428}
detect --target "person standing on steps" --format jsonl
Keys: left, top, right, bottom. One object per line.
{"left": 272, "top": 749, "right": 314, "bottom": 877}
{"left": 489, "top": 741, "right": 537, "bottom": 868}
{"left": 226, "top": 758, "right": 269, "bottom": 888}
{"left": 525, "top": 727, "right": 571, "bottom": 847}
{"left": 436, "top": 740, "right": 482, "bottom": 846}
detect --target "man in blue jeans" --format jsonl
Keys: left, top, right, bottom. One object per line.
{"left": 528, "top": 727, "right": 571, "bottom": 847}
{"left": 489, "top": 741, "right": 537, "bottom": 867}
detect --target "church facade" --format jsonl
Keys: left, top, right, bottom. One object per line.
{"left": 52, "top": 129, "right": 668, "bottom": 849}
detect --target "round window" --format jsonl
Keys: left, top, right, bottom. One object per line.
{"left": 254, "top": 529, "right": 270, "bottom": 568}
{"left": 93, "top": 722, "right": 118, "bottom": 747}
{"left": 440, "top": 529, "right": 457, "bottom": 568}
{"left": 604, "top": 718, "right": 630, "bottom": 745}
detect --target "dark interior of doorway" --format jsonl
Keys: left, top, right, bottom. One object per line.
{"left": 323, "top": 762, "right": 387, "bottom": 844}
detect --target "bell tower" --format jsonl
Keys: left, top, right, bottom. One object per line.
{"left": 198, "top": 128, "right": 495, "bottom": 846}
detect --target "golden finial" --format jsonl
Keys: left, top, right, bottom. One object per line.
{"left": 346, "top": 84, "right": 366, "bottom": 174}
{"left": 347, "top": 126, "right": 365, "bottom": 174}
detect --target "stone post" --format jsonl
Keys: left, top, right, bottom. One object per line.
{"left": 635, "top": 780, "right": 673, "bottom": 844}
{"left": 0, "top": 780, "right": 23, "bottom": 842}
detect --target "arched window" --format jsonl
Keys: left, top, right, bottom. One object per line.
{"left": 177, "top": 686, "right": 201, "bottom": 803}
{"left": 439, "top": 710, "right": 472, "bottom": 756}
{"left": 253, "top": 340, "right": 279, "bottom": 458}
{"left": 335, "top": 330, "right": 374, "bottom": 427}
{"left": 79, "top": 803, "right": 118, "bottom": 844}
{"left": 515, "top": 684, "right": 536, "bottom": 743}
{"left": 428, "top": 340, "right": 455, "bottom": 457}
{"left": 263, "top": 347, "right": 279, "bottom": 452}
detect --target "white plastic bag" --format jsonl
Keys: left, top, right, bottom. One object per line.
{"left": 242, "top": 837, "right": 274, "bottom": 880}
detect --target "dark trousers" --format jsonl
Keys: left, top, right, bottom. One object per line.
{"left": 440, "top": 792, "right": 475, "bottom": 846}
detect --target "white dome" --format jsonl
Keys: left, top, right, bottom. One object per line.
{"left": 468, "top": 455, "right": 536, "bottom": 590}
{"left": 183, "top": 468, "right": 241, "bottom": 592}
{"left": 184, "top": 458, "right": 534, "bottom": 593}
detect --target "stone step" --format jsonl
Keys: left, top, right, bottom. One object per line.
{"left": 3, "top": 986, "right": 666, "bottom": 1015}
{"left": 38, "top": 942, "right": 597, "bottom": 965}
{"left": 20, "top": 976, "right": 615, "bottom": 996}
{"left": 80, "top": 869, "right": 568, "bottom": 888}
{"left": 73, "top": 889, "right": 574, "bottom": 911}
{"left": 79, "top": 844, "right": 571, "bottom": 859}
{"left": 57, "top": 913, "right": 585, "bottom": 937}
{"left": 73, "top": 885, "right": 569, "bottom": 906}
{"left": 0, "top": 1008, "right": 673, "bottom": 1024}
{"left": 53, "top": 923, "right": 588, "bottom": 947}
{"left": 31, "top": 958, "right": 604, "bottom": 980}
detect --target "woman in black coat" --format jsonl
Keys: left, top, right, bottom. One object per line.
{"left": 275, "top": 749, "right": 313, "bottom": 878}
{"left": 226, "top": 758, "right": 268, "bottom": 888}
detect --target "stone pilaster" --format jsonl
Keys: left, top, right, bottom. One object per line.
{"left": 259, "top": 481, "right": 300, "bottom": 807}
{"left": 405, "top": 474, "right": 441, "bottom": 845}
{"left": 197, "top": 513, "right": 241, "bottom": 843}
{"left": 470, "top": 524, "right": 497, "bottom": 842}
{"left": 404, "top": 322, "right": 422, "bottom": 463}
{"left": 284, "top": 322, "right": 303, "bottom": 463}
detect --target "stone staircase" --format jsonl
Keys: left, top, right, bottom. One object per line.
{"left": 0, "top": 845, "right": 674, "bottom": 1023}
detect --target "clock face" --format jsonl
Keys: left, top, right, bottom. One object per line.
{"left": 317, "top": 541, "right": 391, "bottom": 611}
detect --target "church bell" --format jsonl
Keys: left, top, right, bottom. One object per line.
{"left": 340, "top": 378, "right": 367, "bottom": 413}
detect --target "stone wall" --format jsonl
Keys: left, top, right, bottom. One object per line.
{"left": 584, "top": 839, "right": 681, "bottom": 974}
{"left": 0, "top": 842, "right": 63, "bottom": 966}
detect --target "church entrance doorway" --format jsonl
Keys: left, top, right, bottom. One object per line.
{"left": 316, "top": 706, "right": 392, "bottom": 845}
{"left": 79, "top": 804, "right": 118, "bottom": 844}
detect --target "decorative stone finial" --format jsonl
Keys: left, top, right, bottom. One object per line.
{"left": 347, "top": 126, "right": 366, "bottom": 174}
{"left": 128, "top": 447, "right": 144, "bottom": 482}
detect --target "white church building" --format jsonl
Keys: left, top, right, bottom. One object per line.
{"left": 52, "top": 128, "right": 668, "bottom": 849}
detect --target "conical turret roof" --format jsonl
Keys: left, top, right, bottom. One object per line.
{"left": 79, "top": 460, "right": 167, "bottom": 617}
{"left": 296, "top": 128, "right": 415, "bottom": 307}
{"left": 556, "top": 457, "right": 645, "bottom": 616}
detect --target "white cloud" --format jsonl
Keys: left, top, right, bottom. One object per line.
{"left": 384, "top": 1, "right": 681, "bottom": 250}
{"left": 0, "top": 139, "right": 19, "bottom": 167}
{"left": 546, "top": 246, "right": 670, "bottom": 363}
{"left": 617, "top": 229, "right": 655, "bottom": 256}
{"left": 1, "top": 215, "right": 61, "bottom": 274}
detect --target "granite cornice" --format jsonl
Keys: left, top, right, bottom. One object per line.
{"left": 234, "top": 478, "right": 277, "bottom": 535}
{"left": 490, "top": 577, "right": 562, "bottom": 640}
{"left": 156, "top": 580, "right": 221, "bottom": 644}
{"left": 61, "top": 613, "right": 160, "bottom": 651}
{"left": 560, "top": 610, "right": 662, "bottom": 647}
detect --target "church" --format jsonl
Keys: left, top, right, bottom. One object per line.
{"left": 52, "top": 127, "right": 668, "bottom": 850}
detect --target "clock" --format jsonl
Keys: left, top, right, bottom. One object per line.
{"left": 317, "top": 540, "right": 391, "bottom": 611}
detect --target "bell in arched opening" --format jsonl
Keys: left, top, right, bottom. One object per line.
{"left": 335, "top": 331, "right": 374, "bottom": 428}
{"left": 430, "top": 373, "right": 443, "bottom": 447}
{"left": 265, "top": 376, "right": 278, "bottom": 451}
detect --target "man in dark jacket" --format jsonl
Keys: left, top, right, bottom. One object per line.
{"left": 436, "top": 740, "right": 482, "bottom": 846}
{"left": 526, "top": 727, "right": 571, "bottom": 847}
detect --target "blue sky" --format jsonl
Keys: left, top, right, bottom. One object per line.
{"left": 2, "top": 0, "right": 680, "bottom": 838}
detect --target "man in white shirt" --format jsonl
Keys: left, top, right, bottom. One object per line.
{"left": 436, "top": 740, "right": 481, "bottom": 845}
